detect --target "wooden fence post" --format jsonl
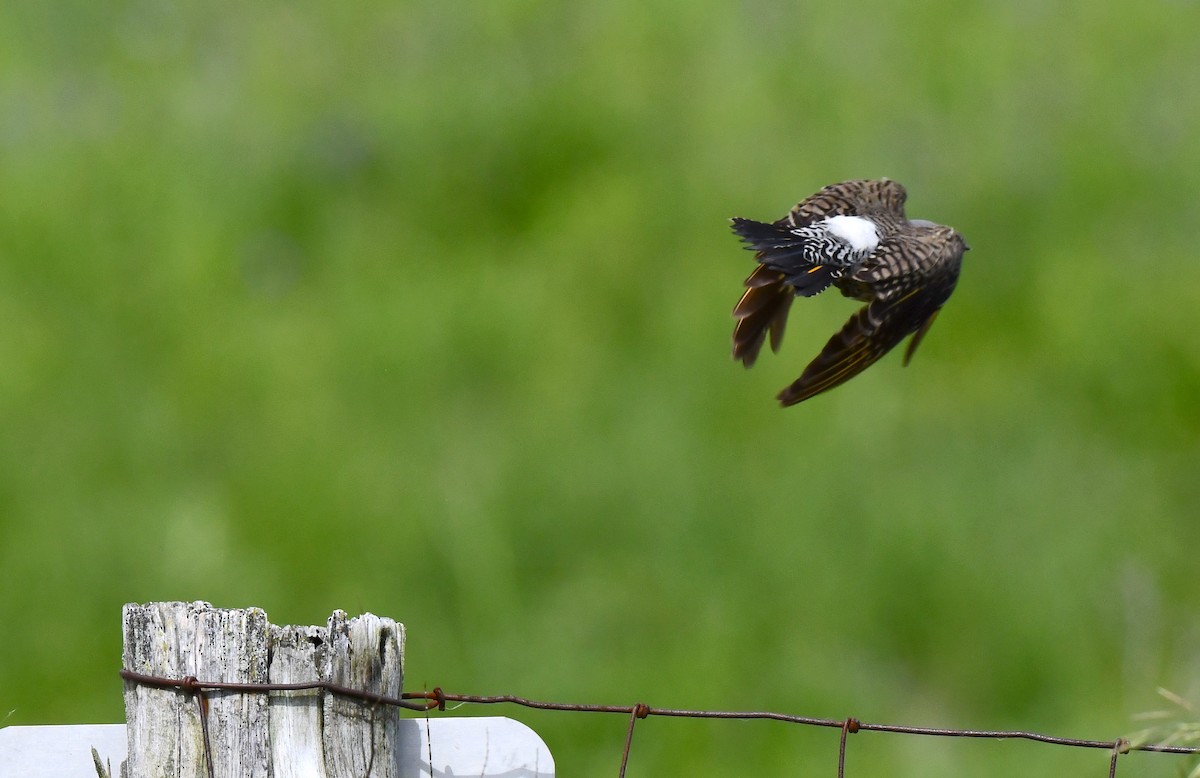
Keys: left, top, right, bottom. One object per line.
{"left": 121, "top": 601, "right": 403, "bottom": 778}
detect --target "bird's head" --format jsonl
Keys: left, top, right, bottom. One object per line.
{"left": 910, "top": 219, "right": 970, "bottom": 253}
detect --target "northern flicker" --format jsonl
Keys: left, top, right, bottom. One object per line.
{"left": 731, "top": 179, "right": 967, "bottom": 406}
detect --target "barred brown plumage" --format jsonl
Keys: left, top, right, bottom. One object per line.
{"left": 731, "top": 179, "right": 967, "bottom": 406}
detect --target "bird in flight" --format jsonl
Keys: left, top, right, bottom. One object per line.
{"left": 731, "top": 179, "right": 967, "bottom": 406}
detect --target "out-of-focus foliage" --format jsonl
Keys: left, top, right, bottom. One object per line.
{"left": 2, "top": 2, "right": 1199, "bottom": 774}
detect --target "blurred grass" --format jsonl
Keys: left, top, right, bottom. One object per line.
{"left": 2, "top": 0, "right": 1200, "bottom": 774}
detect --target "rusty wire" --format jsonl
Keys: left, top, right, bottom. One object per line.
{"left": 120, "top": 669, "right": 1200, "bottom": 776}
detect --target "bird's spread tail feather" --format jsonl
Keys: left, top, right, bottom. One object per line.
{"left": 730, "top": 218, "right": 839, "bottom": 297}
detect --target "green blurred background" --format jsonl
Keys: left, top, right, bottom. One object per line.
{"left": 3, "top": 1, "right": 1200, "bottom": 775}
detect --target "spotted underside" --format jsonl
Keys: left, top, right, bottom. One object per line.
{"left": 730, "top": 179, "right": 966, "bottom": 406}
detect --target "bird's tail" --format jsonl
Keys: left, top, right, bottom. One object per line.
{"left": 730, "top": 217, "right": 840, "bottom": 297}
{"left": 730, "top": 217, "right": 844, "bottom": 367}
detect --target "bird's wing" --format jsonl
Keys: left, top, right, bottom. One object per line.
{"left": 731, "top": 264, "right": 793, "bottom": 367}
{"left": 776, "top": 289, "right": 925, "bottom": 406}
{"left": 780, "top": 179, "right": 908, "bottom": 228}
{"left": 852, "top": 233, "right": 964, "bottom": 366}
{"left": 777, "top": 237, "right": 963, "bottom": 405}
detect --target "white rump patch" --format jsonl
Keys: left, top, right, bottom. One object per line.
{"left": 824, "top": 215, "right": 879, "bottom": 252}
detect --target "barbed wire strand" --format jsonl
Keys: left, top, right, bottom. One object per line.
{"left": 119, "top": 669, "right": 1200, "bottom": 776}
